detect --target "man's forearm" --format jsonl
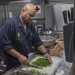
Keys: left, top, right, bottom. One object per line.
{"left": 6, "top": 49, "right": 29, "bottom": 65}
{"left": 38, "top": 45, "right": 53, "bottom": 64}
{"left": 6, "top": 49, "right": 22, "bottom": 59}
{"left": 38, "top": 45, "right": 47, "bottom": 54}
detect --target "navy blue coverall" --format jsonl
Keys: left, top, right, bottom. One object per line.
{"left": 0, "top": 16, "right": 43, "bottom": 71}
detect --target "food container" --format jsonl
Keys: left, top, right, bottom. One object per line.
{"left": 39, "top": 35, "right": 56, "bottom": 47}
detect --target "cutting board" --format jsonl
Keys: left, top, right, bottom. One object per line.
{"left": 21, "top": 56, "right": 62, "bottom": 75}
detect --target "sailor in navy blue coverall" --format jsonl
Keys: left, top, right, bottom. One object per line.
{"left": 0, "top": 3, "right": 52, "bottom": 71}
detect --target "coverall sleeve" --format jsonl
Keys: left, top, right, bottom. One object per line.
{"left": 32, "top": 25, "right": 43, "bottom": 48}
{"left": 0, "top": 22, "right": 14, "bottom": 51}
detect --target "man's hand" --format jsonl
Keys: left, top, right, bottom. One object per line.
{"left": 38, "top": 45, "right": 53, "bottom": 64}
{"left": 44, "top": 53, "right": 53, "bottom": 64}
{"left": 18, "top": 55, "right": 29, "bottom": 65}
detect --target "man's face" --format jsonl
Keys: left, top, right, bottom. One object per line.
{"left": 22, "top": 8, "right": 36, "bottom": 24}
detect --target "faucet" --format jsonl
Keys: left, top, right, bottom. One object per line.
{"left": 44, "top": 27, "right": 57, "bottom": 39}
{"left": 45, "top": 27, "right": 52, "bottom": 35}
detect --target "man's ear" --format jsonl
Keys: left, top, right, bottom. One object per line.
{"left": 22, "top": 9, "right": 25, "bottom": 12}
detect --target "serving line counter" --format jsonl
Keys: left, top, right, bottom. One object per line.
{"left": 2, "top": 53, "right": 61, "bottom": 75}
{"left": 55, "top": 53, "right": 72, "bottom": 75}
{"left": 0, "top": 41, "right": 72, "bottom": 75}
{"left": 2, "top": 53, "right": 72, "bottom": 75}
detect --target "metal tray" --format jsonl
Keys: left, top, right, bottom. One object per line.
{"left": 3, "top": 70, "right": 35, "bottom": 75}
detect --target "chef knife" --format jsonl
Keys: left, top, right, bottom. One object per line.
{"left": 28, "top": 63, "right": 43, "bottom": 69}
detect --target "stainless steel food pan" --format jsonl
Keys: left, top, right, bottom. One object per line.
{"left": 39, "top": 35, "right": 56, "bottom": 47}
{"left": 3, "top": 71, "right": 35, "bottom": 75}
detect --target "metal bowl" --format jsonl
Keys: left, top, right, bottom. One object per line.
{"left": 39, "top": 35, "right": 56, "bottom": 47}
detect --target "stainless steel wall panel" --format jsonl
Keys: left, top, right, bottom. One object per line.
{"left": 45, "top": 4, "right": 74, "bottom": 31}
{"left": 8, "top": 2, "right": 28, "bottom": 18}
{"left": 31, "top": 0, "right": 45, "bottom": 19}
{"left": 53, "top": 4, "right": 74, "bottom": 31}
{"left": 45, "top": 4, "right": 56, "bottom": 30}
{"left": 0, "top": 5, "right": 6, "bottom": 28}
{"left": 49, "top": 0, "right": 74, "bottom": 2}
{"left": 8, "top": 0, "right": 45, "bottom": 19}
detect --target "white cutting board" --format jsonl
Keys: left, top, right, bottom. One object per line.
{"left": 21, "top": 56, "right": 62, "bottom": 75}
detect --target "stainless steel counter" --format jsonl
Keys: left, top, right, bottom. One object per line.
{"left": 2, "top": 55, "right": 60, "bottom": 75}
{"left": 2, "top": 53, "right": 72, "bottom": 75}
{"left": 54, "top": 52, "right": 72, "bottom": 75}
{"left": 2, "top": 53, "right": 36, "bottom": 75}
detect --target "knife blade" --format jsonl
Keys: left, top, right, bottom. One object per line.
{"left": 28, "top": 63, "right": 43, "bottom": 69}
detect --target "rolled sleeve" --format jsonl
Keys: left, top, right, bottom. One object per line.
{"left": 2, "top": 44, "right": 14, "bottom": 51}
{"left": 33, "top": 31, "right": 43, "bottom": 48}
{"left": 34, "top": 39, "right": 43, "bottom": 48}
{"left": 30, "top": 25, "right": 43, "bottom": 48}
{"left": 0, "top": 22, "right": 14, "bottom": 51}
